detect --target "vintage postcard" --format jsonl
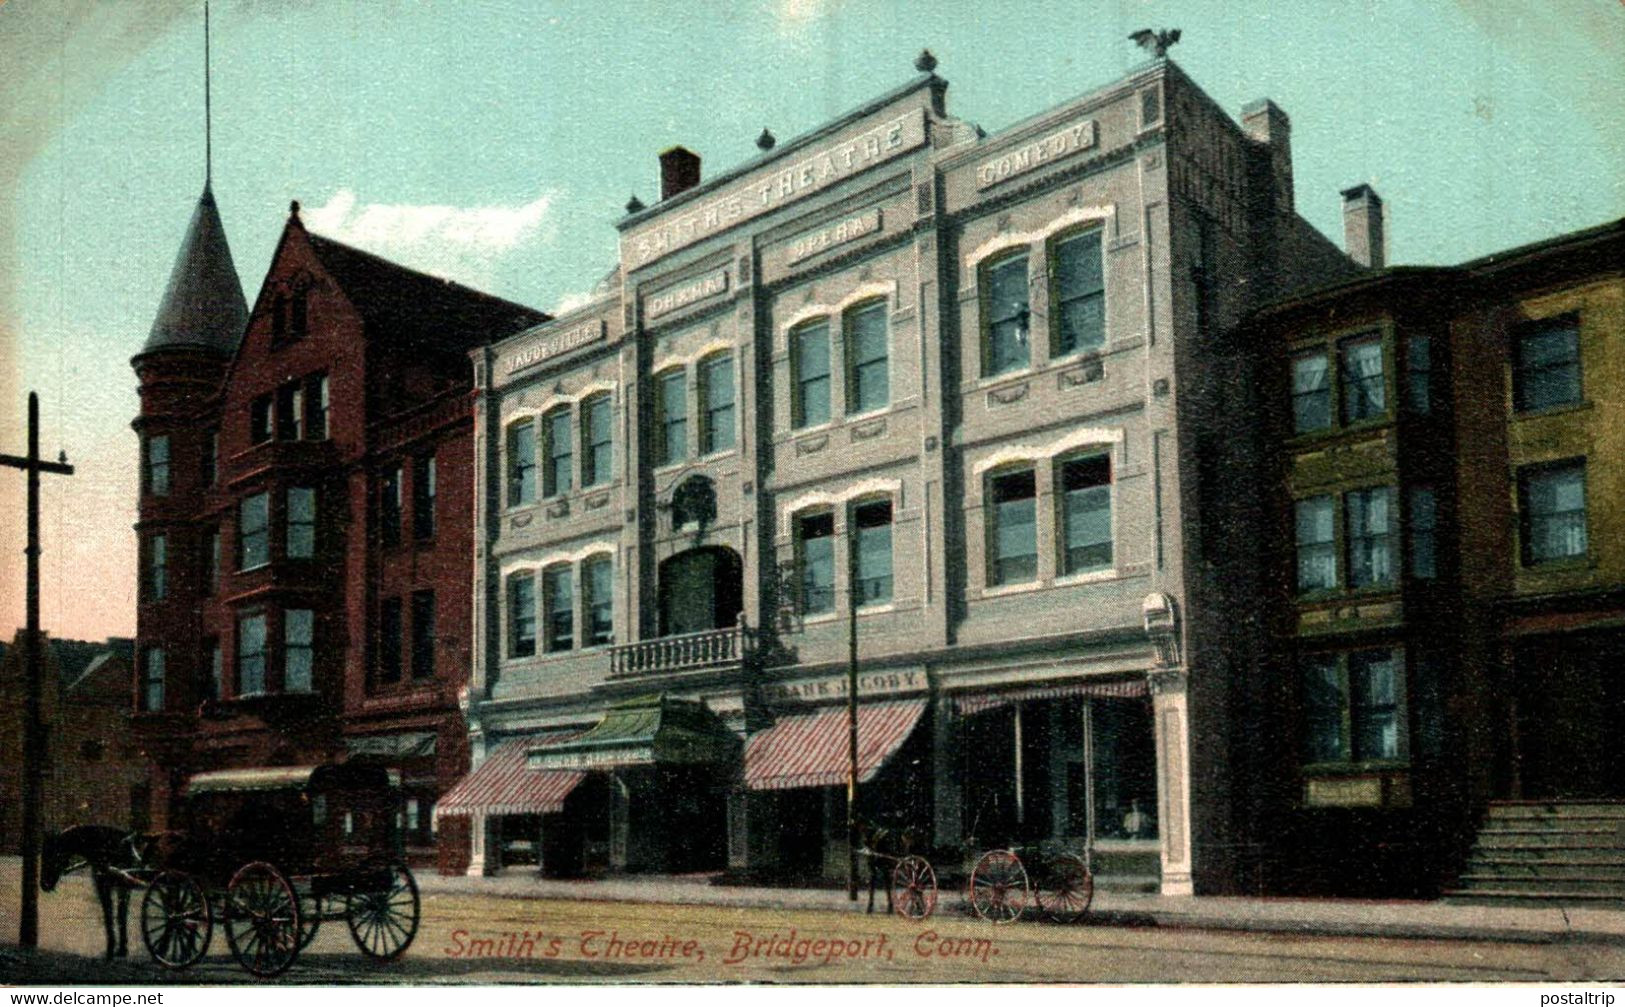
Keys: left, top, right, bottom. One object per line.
{"left": 2, "top": 0, "right": 1624, "bottom": 992}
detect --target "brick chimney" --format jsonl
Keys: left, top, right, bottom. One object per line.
{"left": 659, "top": 146, "right": 701, "bottom": 201}
{"left": 1341, "top": 184, "right": 1385, "bottom": 269}
{"left": 1241, "top": 99, "right": 1294, "bottom": 215}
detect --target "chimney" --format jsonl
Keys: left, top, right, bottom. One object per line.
{"left": 1241, "top": 99, "right": 1294, "bottom": 214}
{"left": 1340, "top": 184, "right": 1385, "bottom": 269}
{"left": 659, "top": 146, "right": 701, "bottom": 201}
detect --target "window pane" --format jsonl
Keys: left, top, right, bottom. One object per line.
{"left": 1409, "top": 487, "right": 1436, "bottom": 579}
{"left": 794, "top": 324, "right": 831, "bottom": 427}
{"left": 1346, "top": 486, "right": 1395, "bottom": 588}
{"left": 510, "top": 575, "right": 536, "bottom": 657}
{"left": 1060, "top": 455, "right": 1112, "bottom": 574}
{"left": 846, "top": 304, "right": 889, "bottom": 414}
{"left": 380, "top": 465, "right": 403, "bottom": 547}
{"left": 149, "top": 534, "right": 167, "bottom": 601}
{"left": 240, "top": 492, "right": 270, "bottom": 569}
{"left": 411, "top": 591, "right": 436, "bottom": 678}
{"left": 585, "top": 557, "right": 614, "bottom": 646}
{"left": 545, "top": 566, "right": 574, "bottom": 651}
{"left": 508, "top": 422, "right": 536, "bottom": 505}
{"left": 142, "top": 648, "right": 165, "bottom": 713}
{"left": 147, "top": 435, "right": 170, "bottom": 496}
{"left": 1514, "top": 319, "right": 1581, "bottom": 412}
{"left": 1295, "top": 496, "right": 1336, "bottom": 592}
{"left": 285, "top": 609, "right": 313, "bottom": 692}
{"left": 1340, "top": 336, "right": 1386, "bottom": 422}
{"left": 1350, "top": 648, "right": 1403, "bottom": 761}
{"left": 287, "top": 486, "right": 316, "bottom": 559}
{"left": 1292, "top": 353, "right": 1331, "bottom": 433}
{"left": 238, "top": 614, "right": 267, "bottom": 695}
{"left": 990, "top": 470, "right": 1037, "bottom": 584}
{"left": 1523, "top": 462, "right": 1588, "bottom": 563}
{"left": 1054, "top": 231, "right": 1104, "bottom": 355}
{"left": 582, "top": 395, "right": 614, "bottom": 486}
{"left": 986, "top": 253, "right": 1030, "bottom": 375}
{"left": 1407, "top": 334, "right": 1432, "bottom": 415}
{"left": 545, "top": 408, "right": 573, "bottom": 497}
{"left": 660, "top": 371, "right": 687, "bottom": 464}
{"left": 702, "top": 355, "right": 735, "bottom": 453}
{"left": 799, "top": 513, "right": 835, "bottom": 614}
{"left": 853, "top": 501, "right": 893, "bottom": 605}
{"left": 414, "top": 455, "right": 437, "bottom": 539}
{"left": 1300, "top": 654, "right": 1345, "bottom": 763}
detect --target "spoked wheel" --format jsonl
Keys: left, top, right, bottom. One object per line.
{"left": 1034, "top": 853, "right": 1094, "bottom": 924}
{"left": 890, "top": 855, "right": 938, "bottom": 920}
{"left": 297, "top": 894, "right": 324, "bottom": 951}
{"left": 140, "top": 870, "right": 212, "bottom": 969}
{"left": 223, "top": 861, "right": 302, "bottom": 977}
{"left": 346, "top": 863, "right": 419, "bottom": 961}
{"left": 968, "top": 849, "right": 1029, "bottom": 924}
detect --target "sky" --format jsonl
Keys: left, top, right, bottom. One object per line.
{"left": 1, "top": 0, "right": 1622, "bottom": 643}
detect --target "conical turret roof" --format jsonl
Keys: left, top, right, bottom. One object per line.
{"left": 141, "top": 184, "right": 248, "bottom": 356}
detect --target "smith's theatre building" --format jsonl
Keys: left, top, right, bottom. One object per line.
{"left": 437, "top": 53, "right": 1363, "bottom": 893}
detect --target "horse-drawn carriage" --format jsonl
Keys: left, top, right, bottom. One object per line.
{"left": 132, "top": 762, "right": 420, "bottom": 977}
{"left": 864, "top": 826, "right": 1095, "bottom": 925}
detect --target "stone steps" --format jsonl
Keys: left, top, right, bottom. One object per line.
{"left": 1447, "top": 799, "right": 1625, "bottom": 907}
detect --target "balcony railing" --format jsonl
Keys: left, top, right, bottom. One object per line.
{"left": 608, "top": 622, "right": 754, "bottom": 679}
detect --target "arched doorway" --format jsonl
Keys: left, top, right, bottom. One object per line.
{"left": 658, "top": 546, "right": 743, "bottom": 637}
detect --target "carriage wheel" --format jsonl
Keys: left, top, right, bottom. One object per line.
{"left": 346, "top": 863, "right": 419, "bottom": 961}
{"left": 890, "top": 855, "right": 938, "bottom": 920}
{"left": 223, "top": 862, "right": 302, "bottom": 978}
{"left": 297, "top": 894, "right": 324, "bottom": 951}
{"left": 140, "top": 871, "right": 212, "bottom": 969}
{"left": 968, "top": 849, "right": 1029, "bottom": 924}
{"left": 1034, "top": 853, "right": 1094, "bottom": 924}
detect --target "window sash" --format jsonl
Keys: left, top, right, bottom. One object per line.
{"left": 794, "top": 324, "right": 831, "bottom": 428}
{"left": 1346, "top": 487, "right": 1396, "bottom": 588}
{"left": 239, "top": 493, "right": 270, "bottom": 570}
{"left": 1406, "top": 335, "right": 1432, "bottom": 415}
{"left": 380, "top": 466, "right": 403, "bottom": 546}
{"left": 146, "top": 436, "right": 170, "bottom": 496}
{"left": 310, "top": 374, "right": 330, "bottom": 439}
{"left": 1299, "top": 654, "right": 1344, "bottom": 764}
{"left": 544, "top": 568, "right": 574, "bottom": 652}
{"left": 1339, "top": 336, "right": 1386, "bottom": 423}
{"left": 287, "top": 487, "right": 316, "bottom": 559}
{"left": 1523, "top": 463, "right": 1588, "bottom": 563}
{"left": 853, "top": 502, "right": 893, "bottom": 606}
{"left": 509, "top": 576, "right": 536, "bottom": 657}
{"left": 1059, "top": 455, "right": 1112, "bottom": 575}
{"left": 285, "top": 609, "right": 314, "bottom": 692}
{"left": 985, "top": 253, "right": 1030, "bottom": 375}
{"left": 507, "top": 423, "right": 536, "bottom": 505}
{"left": 1409, "top": 487, "right": 1436, "bottom": 579}
{"left": 799, "top": 516, "right": 835, "bottom": 614}
{"left": 1295, "top": 496, "right": 1336, "bottom": 593}
{"left": 1514, "top": 321, "right": 1581, "bottom": 412}
{"left": 582, "top": 396, "right": 613, "bottom": 487}
{"left": 659, "top": 372, "right": 688, "bottom": 465}
{"left": 845, "top": 305, "right": 889, "bottom": 414}
{"left": 238, "top": 615, "right": 267, "bottom": 695}
{"left": 278, "top": 385, "right": 305, "bottom": 440}
{"left": 251, "top": 396, "right": 273, "bottom": 444}
{"left": 1292, "top": 353, "right": 1331, "bottom": 433}
{"left": 585, "top": 558, "right": 614, "bottom": 646}
{"left": 1053, "top": 231, "right": 1105, "bottom": 355}
{"left": 1349, "top": 648, "right": 1404, "bottom": 762}
{"left": 149, "top": 534, "right": 168, "bottom": 600}
{"left": 141, "top": 649, "right": 165, "bottom": 713}
{"left": 544, "top": 409, "right": 573, "bottom": 497}
{"left": 414, "top": 456, "right": 437, "bottom": 539}
{"left": 701, "top": 356, "right": 736, "bottom": 453}
{"left": 989, "top": 470, "right": 1037, "bottom": 586}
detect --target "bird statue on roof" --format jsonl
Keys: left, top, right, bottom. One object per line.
{"left": 1130, "top": 28, "right": 1181, "bottom": 58}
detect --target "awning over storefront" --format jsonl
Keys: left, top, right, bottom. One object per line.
{"left": 744, "top": 698, "right": 927, "bottom": 791}
{"left": 345, "top": 730, "right": 438, "bottom": 760}
{"left": 527, "top": 694, "right": 741, "bottom": 772}
{"left": 184, "top": 764, "right": 400, "bottom": 796}
{"left": 954, "top": 677, "right": 1148, "bottom": 716}
{"left": 433, "top": 734, "right": 586, "bottom": 822}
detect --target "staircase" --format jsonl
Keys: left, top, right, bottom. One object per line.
{"left": 1447, "top": 800, "right": 1625, "bottom": 906}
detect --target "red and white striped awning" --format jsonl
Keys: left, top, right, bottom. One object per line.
{"left": 433, "top": 734, "right": 586, "bottom": 822}
{"left": 744, "top": 699, "right": 927, "bottom": 792}
{"left": 954, "top": 677, "right": 1148, "bottom": 716}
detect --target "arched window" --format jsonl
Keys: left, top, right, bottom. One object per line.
{"left": 987, "top": 466, "right": 1038, "bottom": 585}
{"left": 656, "top": 369, "right": 688, "bottom": 465}
{"left": 543, "top": 563, "right": 574, "bottom": 653}
{"left": 791, "top": 320, "right": 831, "bottom": 428}
{"left": 982, "top": 250, "right": 1031, "bottom": 377}
{"left": 795, "top": 510, "right": 836, "bottom": 615}
{"left": 1056, "top": 451, "right": 1112, "bottom": 574}
{"left": 583, "top": 554, "right": 614, "bottom": 647}
{"left": 698, "top": 352, "right": 735, "bottom": 454}
{"left": 844, "top": 301, "right": 889, "bottom": 415}
{"left": 850, "top": 497, "right": 893, "bottom": 606}
{"left": 507, "top": 572, "right": 536, "bottom": 657}
{"left": 581, "top": 393, "right": 614, "bottom": 487}
{"left": 543, "top": 405, "right": 573, "bottom": 498}
{"left": 506, "top": 419, "right": 537, "bottom": 506}
{"left": 1050, "top": 225, "right": 1105, "bottom": 357}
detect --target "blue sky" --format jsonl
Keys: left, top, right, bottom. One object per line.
{"left": 2, "top": 0, "right": 1622, "bottom": 640}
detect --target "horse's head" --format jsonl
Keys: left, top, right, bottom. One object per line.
{"left": 39, "top": 830, "right": 65, "bottom": 892}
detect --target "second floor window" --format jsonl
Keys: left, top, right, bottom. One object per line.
{"left": 1292, "top": 353, "right": 1331, "bottom": 434}
{"left": 380, "top": 465, "right": 403, "bottom": 547}
{"left": 584, "top": 556, "right": 614, "bottom": 646}
{"left": 411, "top": 590, "right": 436, "bottom": 679}
{"left": 1339, "top": 334, "right": 1386, "bottom": 424}
{"left": 509, "top": 573, "right": 536, "bottom": 658}
{"left": 140, "top": 648, "right": 165, "bottom": 713}
{"left": 700, "top": 354, "right": 736, "bottom": 454}
{"left": 239, "top": 492, "right": 270, "bottom": 570}
{"left": 1059, "top": 454, "right": 1112, "bottom": 575}
{"left": 145, "top": 435, "right": 170, "bottom": 496}
{"left": 507, "top": 421, "right": 536, "bottom": 506}
{"left": 379, "top": 597, "right": 403, "bottom": 684}
{"left": 582, "top": 394, "right": 613, "bottom": 487}
{"left": 414, "top": 455, "right": 436, "bottom": 540}
{"left": 989, "top": 468, "right": 1038, "bottom": 585}
{"left": 544, "top": 407, "right": 573, "bottom": 497}
{"left": 1520, "top": 459, "right": 1587, "bottom": 565}
{"left": 1514, "top": 316, "right": 1581, "bottom": 413}
{"left": 146, "top": 533, "right": 167, "bottom": 601}
{"left": 238, "top": 613, "right": 267, "bottom": 695}
{"left": 285, "top": 609, "right": 314, "bottom": 692}
{"left": 984, "top": 252, "right": 1031, "bottom": 377}
{"left": 797, "top": 512, "right": 835, "bottom": 615}
{"left": 793, "top": 322, "right": 831, "bottom": 428}
{"left": 1295, "top": 496, "right": 1336, "bottom": 594}
{"left": 845, "top": 303, "right": 889, "bottom": 414}
{"left": 1346, "top": 486, "right": 1396, "bottom": 589}
{"left": 287, "top": 487, "right": 316, "bottom": 559}
{"left": 852, "top": 500, "right": 893, "bottom": 606}
{"left": 658, "top": 370, "right": 687, "bottom": 465}
{"left": 1301, "top": 648, "right": 1406, "bottom": 765}
{"left": 1053, "top": 227, "right": 1105, "bottom": 356}
{"left": 544, "top": 565, "right": 573, "bottom": 652}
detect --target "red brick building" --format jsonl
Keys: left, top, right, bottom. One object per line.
{"left": 130, "top": 189, "right": 544, "bottom": 869}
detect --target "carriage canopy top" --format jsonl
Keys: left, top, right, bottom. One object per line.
{"left": 183, "top": 763, "right": 401, "bottom": 797}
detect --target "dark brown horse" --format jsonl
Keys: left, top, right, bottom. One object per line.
{"left": 40, "top": 825, "right": 151, "bottom": 959}
{"left": 857, "top": 820, "right": 918, "bottom": 915}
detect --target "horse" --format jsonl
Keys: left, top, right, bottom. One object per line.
{"left": 40, "top": 825, "right": 152, "bottom": 959}
{"left": 856, "top": 820, "right": 918, "bottom": 915}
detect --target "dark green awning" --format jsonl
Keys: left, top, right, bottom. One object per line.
{"left": 526, "top": 694, "right": 739, "bottom": 772}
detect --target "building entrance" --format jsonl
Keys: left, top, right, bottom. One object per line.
{"left": 1512, "top": 632, "right": 1625, "bottom": 800}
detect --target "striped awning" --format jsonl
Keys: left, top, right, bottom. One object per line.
{"left": 433, "top": 734, "right": 586, "bottom": 822}
{"left": 954, "top": 677, "right": 1148, "bottom": 716}
{"left": 744, "top": 699, "right": 927, "bottom": 792}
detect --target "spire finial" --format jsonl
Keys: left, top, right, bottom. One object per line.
{"left": 204, "top": 0, "right": 212, "bottom": 187}
{"left": 756, "top": 127, "right": 776, "bottom": 152}
{"left": 914, "top": 49, "right": 937, "bottom": 74}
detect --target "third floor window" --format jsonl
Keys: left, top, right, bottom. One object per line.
{"left": 582, "top": 395, "right": 613, "bottom": 487}
{"left": 1052, "top": 226, "right": 1105, "bottom": 357}
{"left": 507, "top": 421, "right": 536, "bottom": 506}
{"left": 984, "top": 252, "right": 1031, "bottom": 377}
{"left": 657, "top": 370, "right": 687, "bottom": 466}
{"left": 700, "top": 354, "right": 736, "bottom": 454}
{"left": 1513, "top": 315, "right": 1581, "bottom": 413}
{"left": 287, "top": 486, "right": 316, "bottom": 559}
{"left": 793, "top": 322, "right": 831, "bottom": 429}
{"left": 844, "top": 303, "right": 889, "bottom": 415}
{"left": 988, "top": 468, "right": 1038, "bottom": 586}
{"left": 1519, "top": 459, "right": 1587, "bottom": 566}
{"left": 1339, "top": 334, "right": 1386, "bottom": 424}
{"left": 544, "top": 408, "right": 573, "bottom": 498}
{"left": 239, "top": 492, "right": 270, "bottom": 570}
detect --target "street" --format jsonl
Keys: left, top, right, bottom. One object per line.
{"left": 3, "top": 862, "right": 1625, "bottom": 984}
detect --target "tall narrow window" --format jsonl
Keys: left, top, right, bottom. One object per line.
{"left": 1349, "top": 648, "right": 1405, "bottom": 761}
{"left": 140, "top": 648, "right": 165, "bottom": 713}
{"left": 1058, "top": 453, "right": 1113, "bottom": 574}
{"left": 581, "top": 394, "right": 613, "bottom": 487}
{"left": 1346, "top": 486, "right": 1396, "bottom": 589}
{"left": 308, "top": 374, "right": 330, "bottom": 440}
{"left": 507, "top": 420, "right": 536, "bottom": 506}
{"left": 1514, "top": 316, "right": 1581, "bottom": 412}
{"left": 543, "top": 565, "right": 574, "bottom": 652}
{"left": 1406, "top": 334, "right": 1432, "bottom": 415}
{"left": 250, "top": 395, "right": 273, "bottom": 444}
{"left": 1408, "top": 486, "right": 1436, "bottom": 580}
{"left": 237, "top": 613, "right": 267, "bottom": 695}
{"left": 201, "top": 431, "right": 218, "bottom": 488}
{"left": 1339, "top": 333, "right": 1386, "bottom": 423}
{"left": 700, "top": 354, "right": 736, "bottom": 454}
{"left": 543, "top": 407, "right": 573, "bottom": 497}
{"left": 797, "top": 512, "right": 835, "bottom": 614}
{"left": 147, "top": 534, "right": 168, "bottom": 601}
{"left": 989, "top": 468, "right": 1038, "bottom": 585}
{"left": 1299, "top": 653, "right": 1343, "bottom": 764}
{"left": 845, "top": 302, "right": 889, "bottom": 414}
{"left": 378, "top": 597, "right": 403, "bottom": 684}
{"left": 657, "top": 370, "right": 687, "bottom": 465}
{"left": 793, "top": 321, "right": 831, "bottom": 428}
{"left": 1292, "top": 352, "right": 1331, "bottom": 434}
{"left": 380, "top": 464, "right": 403, "bottom": 548}
{"left": 1053, "top": 228, "right": 1105, "bottom": 356}
{"left": 509, "top": 573, "right": 536, "bottom": 658}
{"left": 207, "top": 527, "right": 221, "bottom": 594}
{"left": 411, "top": 590, "right": 436, "bottom": 679}
{"left": 413, "top": 455, "right": 436, "bottom": 540}
{"left": 285, "top": 609, "right": 314, "bottom": 692}
{"left": 984, "top": 252, "right": 1031, "bottom": 376}
{"left": 1520, "top": 460, "right": 1588, "bottom": 565}
{"left": 277, "top": 383, "right": 304, "bottom": 440}
{"left": 584, "top": 555, "right": 614, "bottom": 646}
{"left": 145, "top": 435, "right": 170, "bottom": 496}
{"left": 1295, "top": 495, "right": 1336, "bottom": 593}
{"left": 852, "top": 500, "right": 893, "bottom": 606}
{"left": 287, "top": 486, "right": 316, "bottom": 559}
{"left": 238, "top": 492, "right": 270, "bottom": 570}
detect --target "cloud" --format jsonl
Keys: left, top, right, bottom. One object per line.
{"left": 772, "top": 0, "right": 840, "bottom": 35}
{"left": 551, "top": 289, "right": 600, "bottom": 316}
{"left": 302, "top": 187, "right": 557, "bottom": 290}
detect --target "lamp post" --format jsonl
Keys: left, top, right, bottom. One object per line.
{"left": 845, "top": 545, "right": 859, "bottom": 902}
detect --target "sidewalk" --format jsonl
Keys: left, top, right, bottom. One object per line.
{"left": 418, "top": 870, "right": 1625, "bottom": 945}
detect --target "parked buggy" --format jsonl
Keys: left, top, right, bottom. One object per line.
{"left": 136, "top": 763, "right": 420, "bottom": 977}
{"left": 863, "top": 824, "right": 1094, "bottom": 925}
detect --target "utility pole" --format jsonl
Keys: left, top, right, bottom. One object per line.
{"left": 845, "top": 545, "right": 860, "bottom": 902}
{"left": 1, "top": 392, "right": 75, "bottom": 948}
